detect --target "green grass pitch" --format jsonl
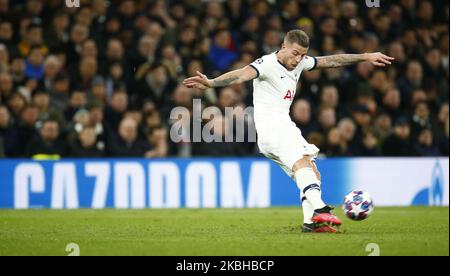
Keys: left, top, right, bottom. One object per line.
{"left": 0, "top": 207, "right": 448, "bottom": 256}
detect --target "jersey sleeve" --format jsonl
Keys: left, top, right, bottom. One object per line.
{"left": 301, "top": 56, "right": 317, "bottom": 71}
{"left": 250, "top": 57, "right": 268, "bottom": 79}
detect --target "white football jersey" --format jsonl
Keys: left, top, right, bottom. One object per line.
{"left": 250, "top": 52, "right": 316, "bottom": 130}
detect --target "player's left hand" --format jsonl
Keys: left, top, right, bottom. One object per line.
{"left": 183, "top": 71, "right": 213, "bottom": 90}
{"left": 365, "top": 52, "right": 395, "bottom": 67}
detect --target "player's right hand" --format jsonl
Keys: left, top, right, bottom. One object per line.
{"left": 183, "top": 71, "right": 213, "bottom": 90}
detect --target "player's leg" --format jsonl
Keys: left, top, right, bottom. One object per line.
{"left": 259, "top": 122, "right": 340, "bottom": 230}
{"left": 260, "top": 153, "right": 340, "bottom": 231}
{"left": 271, "top": 156, "right": 319, "bottom": 228}
{"left": 293, "top": 157, "right": 341, "bottom": 226}
{"left": 293, "top": 156, "right": 326, "bottom": 211}
{"left": 300, "top": 159, "right": 319, "bottom": 226}
{"left": 259, "top": 151, "right": 319, "bottom": 229}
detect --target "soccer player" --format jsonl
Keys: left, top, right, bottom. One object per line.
{"left": 183, "top": 30, "right": 394, "bottom": 233}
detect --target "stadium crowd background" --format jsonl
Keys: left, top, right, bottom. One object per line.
{"left": 0, "top": 0, "right": 448, "bottom": 159}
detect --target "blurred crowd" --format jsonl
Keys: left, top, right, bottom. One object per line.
{"left": 0, "top": 0, "right": 448, "bottom": 159}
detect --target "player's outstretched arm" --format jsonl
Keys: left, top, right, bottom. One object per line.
{"left": 183, "top": 66, "right": 258, "bottom": 90}
{"left": 315, "top": 52, "right": 394, "bottom": 69}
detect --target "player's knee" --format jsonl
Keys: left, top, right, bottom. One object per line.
{"left": 292, "top": 156, "right": 312, "bottom": 172}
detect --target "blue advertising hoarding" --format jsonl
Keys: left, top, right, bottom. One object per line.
{"left": 0, "top": 158, "right": 447, "bottom": 209}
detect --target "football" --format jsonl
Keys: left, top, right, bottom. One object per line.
{"left": 343, "top": 190, "right": 374, "bottom": 221}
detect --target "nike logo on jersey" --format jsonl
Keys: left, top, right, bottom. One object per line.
{"left": 281, "top": 76, "right": 286, "bottom": 79}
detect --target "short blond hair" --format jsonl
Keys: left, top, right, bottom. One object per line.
{"left": 285, "top": 30, "right": 310, "bottom": 48}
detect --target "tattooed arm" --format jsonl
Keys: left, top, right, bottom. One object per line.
{"left": 183, "top": 66, "right": 258, "bottom": 90}
{"left": 315, "top": 52, "right": 394, "bottom": 69}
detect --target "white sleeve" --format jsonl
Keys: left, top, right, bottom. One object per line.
{"left": 301, "top": 56, "right": 317, "bottom": 71}
{"left": 250, "top": 57, "right": 269, "bottom": 79}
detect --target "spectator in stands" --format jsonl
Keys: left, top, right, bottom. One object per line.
{"left": 18, "top": 23, "right": 48, "bottom": 57}
{"left": 0, "top": 43, "right": 9, "bottom": 73}
{"left": 129, "top": 35, "right": 156, "bottom": 72}
{"left": 411, "top": 101, "right": 432, "bottom": 139}
{"left": 401, "top": 28, "right": 422, "bottom": 60}
{"left": 360, "top": 130, "right": 382, "bottom": 156}
{"left": 355, "top": 90, "right": 378, "bottom": 118}
{"left": 351, "top": 104, "right": 372, "bottom": 143}
{"left": 105, "top": 62, "right": 125, "bottom": 98}
{"left": 0, "top": 105, "right": 18, "bottom": 156}
{"left": 383, "top": 117, "right": 413, "bottom": 156}
{"left": 209, "top": 29, "right": 238, "bottom": 73}
{"left": 7, "top": 93, "right": 26, "bottom": 120}
{"left": 100, "top": 39, "right": 125, "bottom": 77}
{"left": 339, "top": 116, "right": 363, "bottom": 156}
{"left": 134, "top": 62, "right": 176, "bottom": 114}
{"left": 0, "top": 20, "right": 15, "bottom": 56}
{"left": 0, "top": 72, "right": 14, "bottom": 104}
{"left": 409, "top": 88, "right": 428, "bottom": 109}
{"left": 39, "top": 55, "right": 61, "bottom": 93}
{"left": 64, "top": 90, "right": 86, "bottom": 122}
{"left": 88, "top": 76, "right": 107, "bottom": 104}
{"left": 217, "top": 87, "right": 239, "bottom": 111}
{"left": 192, "top": 114, "right": 242, "bottom": 156}
{"left": 66, "top": 23, "right": 89, "bottom": 62}
{"left": 70, "top": 126, "right": 104, "bottom": 158}
{"left": 369, "top": 70, "right": 390, "bottom": 97}
{"left": 397, "top": 60, "right": 423, "bottom": 107}
{"left": 381, "top": 87, "right": 403, "bottom": 122}
{"left": 436, "top": 103, "right": 449, "bottom": 155}
{"left": 80, "top": 39, "right": 98, "bottom": 60}
{"left": 49, "top": 72, "right": 70, "bottom": 113}
{"left": 320, "top": 85, "right": 343, "bottom": 118}
{"left": 15, "top": 104, "right": 39, "bottom": 156}
{"left": 73, "top": 56, "right": 99, "bottom": 91}
{"left": 438, "top": 32, "right": 449, "bottom": 78}
{"left": 317, "top": 105, "right": 336, "bottom": 134}
{"left": 9, "top": 56, "right": 26, "bottom": 86}
{"left": 387, "top": 41, "right": 406, "bottom": 72}
{"left": 413, "top": 127, "right": 441, "bottom": 156}
{"left": 423, "top": 48, "right": 448, "bottom": 98}
{"left": 261, "top": 29, "right": 283, "bottom": 55}
{"left": 372, "top": 111, "right": 393, "bottom": 145}
{"left": 145, "top": 127, "right": 168, "bottom": 158}
{"left": 26, "top": 119, "right": 66, "bottom": 158}
{"left": 44, "top": 10, "right": 70, "bottom": 52}
{"left": 32, "top": 90, "right": 64, "bottom": 126}
{"left": 104, "top": 88, "right": 128, "bottom": 134}
{"left": 107, "top": 117, "right": 151, "bottom": 157}
{"left": 323, "top": 127, "right": 347, "bottom": 157}
{"left": 342, "top": 62, "right": 374, "bottom": 104}
{"left": 22, "top": 0, "right": 45, "bottom": 19}
{"left": 87, "top": 102, "right": 107, "bottom": 148}
{"left": 291, "top": 99, "right": 317, "bottom": 139}
{"left": 66, "top": 108, "right": 90, "bottom": 145}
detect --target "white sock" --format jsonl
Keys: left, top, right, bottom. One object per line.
{"left": 301, "top": 197, "right": 314, "bottom": 224}
{"left": 295, "top": 167, "right": 326, "bottom": 210}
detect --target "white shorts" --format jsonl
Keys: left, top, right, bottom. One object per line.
{"left": 257, "top": 119, "right": 320, "bottom": 179}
